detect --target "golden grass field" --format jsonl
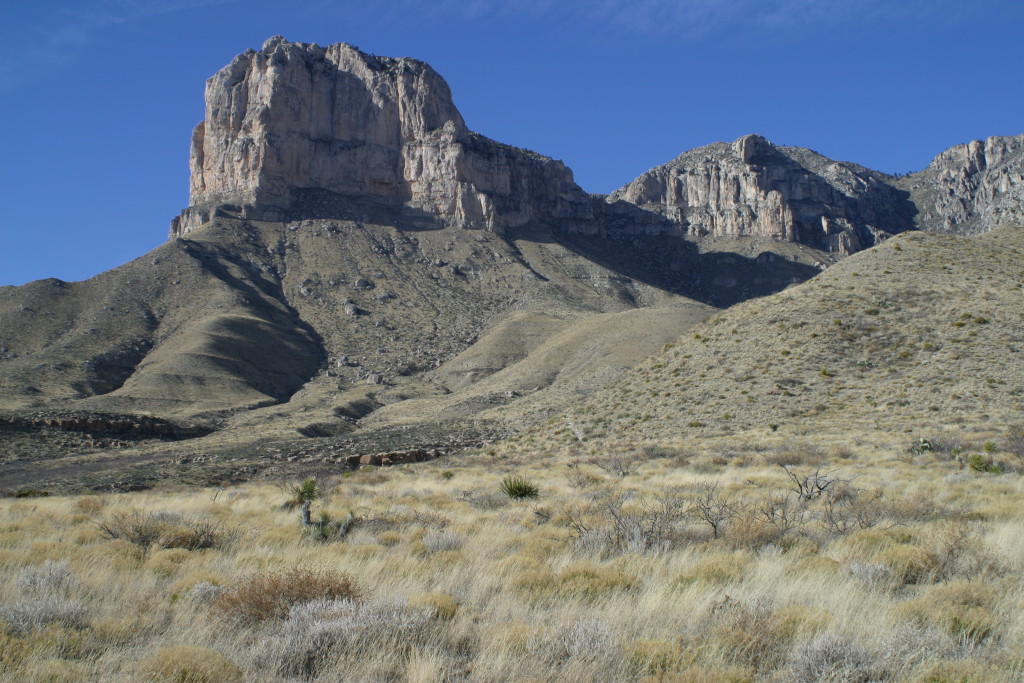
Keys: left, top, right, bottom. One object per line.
{"left": 2, "top": 425, "right": 1024, "bottom": 681}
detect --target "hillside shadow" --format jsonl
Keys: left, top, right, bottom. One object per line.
{"left": 508, "top": 202, "right": 822, "bottom": 308}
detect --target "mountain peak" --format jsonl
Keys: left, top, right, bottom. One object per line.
{"left": 172, "top": 38, "right": 590, "bottom": 237}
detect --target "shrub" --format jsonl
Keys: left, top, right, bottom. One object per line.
{"left": 499, "top": 476, "right": 539, "bottom": 499}
{"left": 421, "top": 530, "right": 462, "bottom": 554}
{"left": 787, "top": 633, "right": 873, "bottom": 683}
{"left": 268, "top": 597, "right": 435, "bottom": 678}
{"left": 14, "top": 561, "right": 79, "bottom": 597}
{"left": 0, "top": 561, "right": 87, "bottom": 635}
{"left": 1006, "top": 424, "right": 1024, "bottom": 460}
{"left": 968, "top": 453, "right": 1001, "bottom": 473}
{"left": 410, "top": 592, "right": 458, "bottom": 621}
{"left": 528, "top": 618, "right": 617, "bottom": 664}
{"left": 96, "top": 511, "right": 231, "bottom": 551}
{"left": 183, "top": 581, "right": 225, "bottom": 603}
{"left": 0, "top": 596, "right": 88, "bottom": 634}
{"left": 137, "top": 645, "right": 242, "bottom": 683}
{"left": 215, "top": 567, "right": 361, "bottom": 623}
{"left": 304, "top": 510, "right": 355, "bottom": 543}
{"left": 897, "top": 581, "right": 999, "bottom": 645}
{"left": 74, "top": 496, "right": 104, "bottom": 514}
{"left": 561, "top": 487, "right": 692, "bottom": 555}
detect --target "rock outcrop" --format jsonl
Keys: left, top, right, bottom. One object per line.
{"left": 172, "top": 37, "right": 1023, "bottom": 251}
{"left": 896, "top": 134, "right": 1024, "bottom": 234}
{"left": 608, "top": 134, "right": 917, "bottom": 254}
{"left": 172, "top": 36, "right": 591, "bottom": 236}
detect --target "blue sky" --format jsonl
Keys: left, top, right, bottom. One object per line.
{"left": 2, "top": 0, "right": 1022, "bottom": 286}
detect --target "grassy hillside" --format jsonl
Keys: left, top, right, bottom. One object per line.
{"left": 514, "top": 226, "right": 1023, "bottom": 457}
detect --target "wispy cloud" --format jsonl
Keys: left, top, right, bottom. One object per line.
{"left": 0, "top": 0, "right": 233, "bottom": 90}
{"left": 398, "top": 0, "right": 945, "bottom": 38}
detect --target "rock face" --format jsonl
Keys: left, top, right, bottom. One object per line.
{"left": 172, "top": 36, "right": 591, "bottom": 237}
{"left": 608, "top": 134, "right": 918, "bottom": 254}
{"left": 896, "top": 134, "right": 1024, "bottom": 235}
{"left": 172, "top": 37, "right": 1023, "bottom": 251}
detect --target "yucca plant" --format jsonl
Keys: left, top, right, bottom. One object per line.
{"left": 499, "top": 475, "right": 539, "bottom": 499}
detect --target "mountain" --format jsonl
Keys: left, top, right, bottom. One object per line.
{"left": 895, "top": 134, "right": 1024, "bottom": 235}
{"left": 609, "top": 133, "right": 916, "bottom": 254}
{"left": 1, "top": 36, "right": 1022, "bottom": 491}
{"left": 172, "top": 36, "right": 593, "bottom": 236}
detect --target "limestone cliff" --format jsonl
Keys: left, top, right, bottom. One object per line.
{"left": 896, "top": 134, "right": 1024, "bottom": 235}
{"left": 608, "top": 134, "right": 917, "bottom": 254}
{"left": 171, "top": 37, "right": 591, "bottom": 236}
{"left": 171, "top": 37, "right": 1023, "bottom": 251}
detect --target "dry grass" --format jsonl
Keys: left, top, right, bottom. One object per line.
{"left": 214, "top": 567, "right": 361, "bottom": 623}
{"left": 0, "top": 441, "right": 1022, "bottom": 681}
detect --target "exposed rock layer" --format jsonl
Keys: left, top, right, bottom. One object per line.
{"left": 608, "top": 134, "right": 919, "bottom": 254}
{"left": 896, "top": 134, "right": 1024, "bottom": 235}
{"left": 174, "top": 38, "right": 1024, "bottom": 254}
{"left": 172, "top": 36, "right": 590, "bottom": 236}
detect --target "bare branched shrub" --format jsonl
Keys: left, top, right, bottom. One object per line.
{"left": 757, "top": 492, "right": 808, "bottom": 537}
{"left": 817, "top": 486, "right": 890, "bottom": 536}
{"left": 788, "top": 633, "right": 874, "bottom": 683}
{"left": 778, "top": 465, "right": 850, "bottom": 501}
{"left": 588, "top": 453, "right": 637, "bottom": 477}
{"left": 562, "top": 488, "right": 691, "bottom": 555}
{"left": 689, "top": 481, "right": 740, "bottom": 539}
{"left": 528, "top": 618, "right": 618, "bottom": 664}
{"left": 1006, "top": 424, "right": 1024, "bottom": 462}
{"left": 96, "top": 511, "right": 233, "bottom": 551}
{"left": 564, "top": 461, "right": 603, "bottom": 489}
{"left": 215, "top": 567, "right": 361, "bottom": 623}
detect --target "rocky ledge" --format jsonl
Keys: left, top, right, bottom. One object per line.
{"left": 172, "top": 36, "right": 591, "bottom": 237}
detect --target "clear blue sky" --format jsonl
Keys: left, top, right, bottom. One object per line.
{"left": 2, "top": 0, "right": 1022, "bottom": 286}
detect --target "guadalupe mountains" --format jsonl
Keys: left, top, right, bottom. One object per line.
{"left": 1, "top": 37, "right": 1022, "bottom": 492}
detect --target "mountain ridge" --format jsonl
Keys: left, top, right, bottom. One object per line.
{"left": 1, "top": 36, "right": 1022, "bottom": 492}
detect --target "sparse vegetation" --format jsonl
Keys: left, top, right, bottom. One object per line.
{"left": 499, "top": 475, "right": 540, "bottom": 499}
{"left": 0, "top": 439, "right": 1022, "bottom": 680}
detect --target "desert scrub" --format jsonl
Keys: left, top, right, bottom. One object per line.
{"left": 514, "top": 563, "right": 639, "bottom": 600}
{"left": 95, "top": 511, "right": 233, "bottom": 552}
{"left": 137, "top": 645, "right": 242, "bottom": 683}
{"left": 0, "top": 561, "right": 87, "bottom": 635}
{"left": 499, "top": 475, "right": 540, "bottom": 499}
{"left": 214, "top": 567, "right": 361, "bottom": 623}
{"left": 261, "top": 597, "right": 438, "bottom": 679}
